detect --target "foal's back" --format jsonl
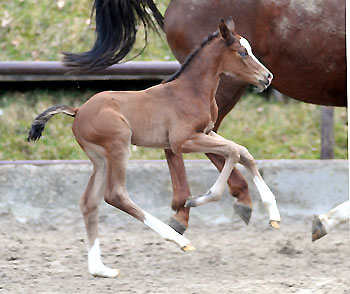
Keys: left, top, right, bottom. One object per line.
{"left": 72, "top": 82, "right": 194, "bottom": 150}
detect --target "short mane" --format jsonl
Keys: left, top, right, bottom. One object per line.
{"left": 164, "top": 31, "right": 220, "bottom": 83}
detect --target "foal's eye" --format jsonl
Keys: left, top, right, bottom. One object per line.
{"left": 239, "top": 50, "right": 248, "bottom": 57}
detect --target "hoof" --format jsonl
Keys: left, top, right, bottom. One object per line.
{"left": 269, "top": 220, "right": 280, "bottom": 230}
{"left": 184, "top": 196, "right": 198, "bottom": 208}
{"left": 168, "top": 217, "right": 187, "bottom": 235}
{"left": 233, "top": 203, "right": 252, "bottom": 225}
{"left": 91, "top": 268, "right": 120, "bottom": 278}
{"left": 312, "top": 215, "right": 327, "bottom": 241}
{"left": 181, "top": 243, "right": 196, "bottom": 252}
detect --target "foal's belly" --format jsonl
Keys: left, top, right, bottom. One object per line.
{"left": 130, "top": 128, "right": 171, "bottom": 149}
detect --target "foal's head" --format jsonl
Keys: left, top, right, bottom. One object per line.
{"left": 219, "top": 17, "right": 273, "bottom": 92}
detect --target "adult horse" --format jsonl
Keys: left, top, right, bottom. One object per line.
{"left": 63, "top": 0, "right": 346, "bottom": 233}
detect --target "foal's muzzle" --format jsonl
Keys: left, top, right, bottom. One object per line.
{"left": 258, "top": 72, "right": 273, "bottom": 91}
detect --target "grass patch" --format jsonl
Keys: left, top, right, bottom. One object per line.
{"left": 0, "top": 0, "right": 172, "bottom": 62}
{"left": 0, "top": 89, "right": 347, "bottom": 160}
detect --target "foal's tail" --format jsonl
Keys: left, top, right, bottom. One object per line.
{"left": 27, "top": 105, "right": 78, "bottom": 142}
{"left": 62, "top": 0, "right": 164, "bottom": 70}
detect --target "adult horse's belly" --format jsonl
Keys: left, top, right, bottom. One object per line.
{"left": 164, "top": 0, "right": 346, "bottom": 106}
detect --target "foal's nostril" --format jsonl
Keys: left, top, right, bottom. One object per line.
{"left": 267, "top": 72, "right": 273, "bottom": 83}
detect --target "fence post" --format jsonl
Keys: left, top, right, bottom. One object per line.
{"left": 321, "top": 106, "right": 334, "bottom": 159}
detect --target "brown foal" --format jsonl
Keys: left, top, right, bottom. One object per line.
{"left": 28, "top": 18, "right": 280, "bottom": 278}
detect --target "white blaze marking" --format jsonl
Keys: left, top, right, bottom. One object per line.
{"left": 88, "top": 239, "right": 119, "bottom": 278}
{"left": 253, "top": 176, "right": 281, "bottom": 222}
{"left": 143, "top": 210, "right": 191, "bottom": 248}
{"left": 319, "top": 200, "right": 349, "bottom": 233}
{"left": 239, "top": 37, "right": 273, "bottom": 78}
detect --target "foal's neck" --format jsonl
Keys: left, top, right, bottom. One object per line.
{"left": 175, "top": 38, "right": 226, "bottom": 102}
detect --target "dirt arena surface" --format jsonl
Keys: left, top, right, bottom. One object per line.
{"left": 1, "top": 220, "right": 349, "bottom": 294}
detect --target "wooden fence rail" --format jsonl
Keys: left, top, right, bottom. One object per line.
{"left": 0, "top": 61, "right": 180, "bottom": 82}
{"left": 0, "top": 61, "right": 335, "bottom": 158}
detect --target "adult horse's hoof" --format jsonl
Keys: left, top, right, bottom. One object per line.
{"left": 312, "top": 215, "right": 327, "bottom": 241}
{"left": 233, "top": 202, "right": 252, "bottom": 225}
{"left": 168, "top": 217, "right": 187, "bottom": 235}
{"left": 269, "top": 220, "right": 280, "bottom": 230}
{"left": 181, "top": 243, "right": 196, "bottom": 252}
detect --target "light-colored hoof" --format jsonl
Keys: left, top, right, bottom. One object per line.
{"left": 181, "top": 243, "right": 196, "bottom": 252}
{"left": 90, "top": 268, "right": 120, "bottom": 278}
{"left": 233, "top": 202, "right": 252, "bottom": 225}
{"left": 269, "top": 220, "right": 280, "bottom": 230}
{"left": 312, "top": 215, "right": 327, "bottom": 242}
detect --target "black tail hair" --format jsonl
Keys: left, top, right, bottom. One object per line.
{"left": 27, "top": 105, "right": 77, "bottom": 142}
{"left": 62, "top": 0, "right": 164, "bottom": 70}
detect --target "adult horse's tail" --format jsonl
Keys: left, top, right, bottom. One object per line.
{"left": 27, "top": 105, "right": 77, "bottom": 142}
{"left": 62, "top": 0, "right": 164, "bottom": 70}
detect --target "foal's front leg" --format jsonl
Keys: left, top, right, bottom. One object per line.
{"left": 180, "top": 132, "right": 281, "bottom": 229}
{"left": 205, "top": 132, "right": 281, "bottom": 228}
{"left": 235, "top": 143, "right": 281, "bottom": 228}
{"left": 177, "top": 132, "right": 241, "bottom": 207}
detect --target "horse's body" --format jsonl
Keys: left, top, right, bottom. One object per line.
{"left": 30, "top": 19, "right": 280, "bottom": 277}
{"left": 165, "top": 0, "right": 346, "bottom": 107}
{"left": 63, "top": 0, "right": 346, "bottom": 233}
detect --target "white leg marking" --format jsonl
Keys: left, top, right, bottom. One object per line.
{"left": 208, "top": 158, "right": 235, "bottom": 197}
{"left": 253, "top": 176, "right": 281, "bottom": 222}
{"left": 88, "top": 239, "right": 120, "bottom": 278}
{"left": 318, "top": 200, "right": 350, "bottom": 233}
{"left": 143, "top": 210, "right": 191, "bottom": 249}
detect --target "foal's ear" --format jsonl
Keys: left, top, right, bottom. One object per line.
{"left": 219, "top": 19, "right": 235, "bottom": 45}
{"left": 225, "top": 16, "right": 235, "bottom": 31}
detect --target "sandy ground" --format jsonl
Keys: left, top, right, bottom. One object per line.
{"left": 0, "top": 220, "right": 349, "bottom": 294}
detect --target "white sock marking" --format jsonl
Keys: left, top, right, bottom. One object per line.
{"left": 253, "top": 176, "right": 281, "bottom": 222}
{"left": 88, "top": 239, "right": 119, "bottom": 278}
{"left": 143, "top": 210, "right": 191, "bottom": 248}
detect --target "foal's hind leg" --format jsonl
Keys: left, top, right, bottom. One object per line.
{"left": 101, "top": 128, "right": 193, "bottom": 252}
{"left": 236, "top": 144, "right": 281, "bottom": 228}
{"left": 80, "top": 146, "right": 120, "bottom": 278}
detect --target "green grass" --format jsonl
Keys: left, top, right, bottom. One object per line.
{"left": 0, "top": 0, "right": 173, "bottom": 62}
{"left": 0, "top": 89, "right": 347, "bottom": 160}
